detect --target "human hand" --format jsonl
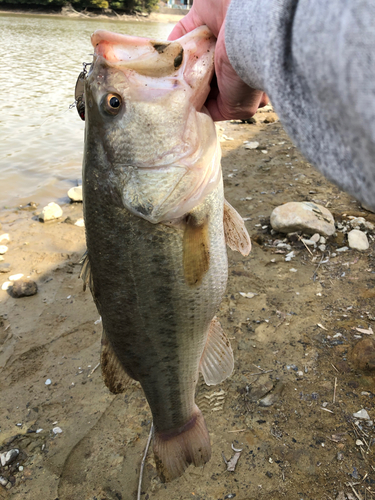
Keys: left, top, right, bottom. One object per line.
{"left": 168, "top": 0, "right": 268, "bottom": 121}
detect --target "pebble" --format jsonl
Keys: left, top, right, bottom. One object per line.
{"left": 310, "top": 233, "right": 320, "bottom": 243}
{"left": 18, "top": 466, "right": 23, "bottom": 472}
{"left": 350, "top": 338, "right": 375, "bottom": 371}
{"left": 52, "top": 426, "right": 63, "bottom": 434}
{"left": 0, "top": 476, "right": 8, "bottom": 486}
{"left": 347, "top": 229, "right": 369, "bottom": 251}
{"left": 320, "top": 236, "right": 326, "bottom": 244}
{"left": 356, "top": 439, "right": 364, "bottom": 446}
{"left": 68, "top": 185, "right": 83, "bottom": 202}
{"left": 0, "top": 246, "right": 8, "bottom": 255}
{"left": 336, "top": 246, "right": 349, "bottom": 252}
{"left": 0, "top": 449, "right": 19, "bottom": 467}
{"left": 244, "top": 141, "right": 259, "bottom": 149}
{"left": 74, "top": 218, "right": 85, "bottom": 227}
{"left": 239, "top": 292, "right": 257, "bottom": 298}
{"left": 318, "top": 244, "right": 326, "bottom": 252}
{"left": 353, "top": 409, "right": 370, "bottom": 420}
{"left": 1, "top": 282, "right": 12, "bottom": 291}
{"left": 11, "top": 278, "right": 38, "bottom": 298}
{"left": 270, "top": 202, "right": 335, "bottom": 236}
{"left": 0, "top": 263, "right": 11, "bottom": 274}
{"left": 0, "top": 234, "right": 10, "bottom": 243}
{"left": 39, "top": 202, "right": 63, "bottom": 222}
{"left": 45, "top": 379, "right": 52, "bottom": 385}
{"left": 9, "top": 274, "right": 23, "bottom": 281}
{"left": 301, "top": 238, "right": 316, "bottom": 246}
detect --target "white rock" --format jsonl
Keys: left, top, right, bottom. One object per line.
{"left": 53, "top": 426, "right": 63, "bottom": 434}
{"left": 18, "top": 466, "right": 24, "bottom": 472}
{"left": 1, "top": 281, "right": 12, "bottom": 291}
{"left": 349, "top": 217, "right": 366, "bottom": 229}
{"left": 290, "top": 268, "right": 298, "bottom": 272}
{"left": 348, "top": 229, "right": 369, "bottom": 251}
{"left": 68, "top": 185, "right": 83, "bottom": 202}
{"left": 311, "top": 233, "right": 320, "bottom": 243}
{"left": 318, "top": 244, "right": 326, "bottom": 252}
{"left": 244, "top": 141, "right": 259, "bottom": 150}
{"left": 356, "top": 439, "right": 364, "bottom": 446}
{"left": 39, "top": 202, "right": 63, "bottom": 222}
{"left": 0, "top": 246, "right": 8, "bottom": 255}
{"left": 336, "top": 246, "right": 349, "bottom": 252}
{"left": 74, "top": 218, "right": 85, "bottom": 227}
{"left": 0, "top": 234, "right": 10, "bottom": 243}
{"left": 319, "top": 236, "right": 326, "bottom": 244}
{"left": 36, "top": 428, "right": 43, "bottom": 433}
{"left": 239, "top": 292, "right": 257, "bottom": 298}
{"left": 9, "top": 274, "right": 23, "bottom": 281}
{"left": 353, "top": 409, "right": 370, "bottom": 420}
{"left": 0, "top": 476, "right": 8, "bottom": 486}
{"left": 45, "top": 378, "right": 52, "bottom": 385}
{"left": 301, "top": 238, "right": 316, "bottom": 246}
{"left": 0, "top": 449, "right": 19, "bottom": 466}
{"left": 365, "top": 221, "right": 374, "bottom": 231}
{"left": 270, "top": 202, "right": 335, "bottom": 236}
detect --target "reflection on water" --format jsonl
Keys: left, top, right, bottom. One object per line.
{"left": 0, "top": 13, "right": 174, "bottom": 207}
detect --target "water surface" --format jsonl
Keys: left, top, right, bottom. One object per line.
{"left": 0, "top": 13, "right": 175, "bottom": 207}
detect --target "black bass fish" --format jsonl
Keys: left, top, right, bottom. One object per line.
{"left": 78, "top": 26, "right": 251, "bottom": 482}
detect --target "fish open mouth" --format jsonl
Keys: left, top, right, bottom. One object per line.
{"left": 91, "top": 26, "right": 216, "bottom": 111}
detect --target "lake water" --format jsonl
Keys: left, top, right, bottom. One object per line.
{"left": 0, "top": 13, "right": 175, "bottom": 208}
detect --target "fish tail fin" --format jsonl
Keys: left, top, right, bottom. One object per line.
{"left": 153, "top": 405, "right": 211, "bottom": 482}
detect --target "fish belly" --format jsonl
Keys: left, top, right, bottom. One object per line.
{"left": 84, "top": 178, "right": 228, "bottom": 433}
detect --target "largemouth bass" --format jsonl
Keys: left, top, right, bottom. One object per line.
{"left": 78, "top": 26, "right": 251, "bottom": 482}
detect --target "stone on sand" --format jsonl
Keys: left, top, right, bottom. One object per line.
{"left": 270, "top": 202, "right": 335, "bottom": 236}
{"left": 68, "top": 185, "right": 83, "bottom": 202}
{"left": 348, "top": 229, "right": 369, "bottom": 251}
{"left": 11, "top": 278, "right": 38, "bottom": 298}
{"left": 39, "top": 202, "right": 63, "bottom": 222}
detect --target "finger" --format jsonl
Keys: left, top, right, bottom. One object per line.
{"left": 258, "top": 93, "right": 270, "bottom": 108}
{"left": 168, "top": 11, "right": 202, "bottom": 40}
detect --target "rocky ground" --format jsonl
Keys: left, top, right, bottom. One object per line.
{"left": 0, "top": 107, "right": 374, "bottom": 500}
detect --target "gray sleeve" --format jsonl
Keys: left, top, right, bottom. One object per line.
{"left": 225, "top": 0, "right": 375, "bottom": 210}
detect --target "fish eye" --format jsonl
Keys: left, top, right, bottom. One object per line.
{"left": 103, "top": 93, "right": 122, "bottom": 115}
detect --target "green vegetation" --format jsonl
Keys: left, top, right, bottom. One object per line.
{"left": 0, "top": 0, "right": 159, "bottom": 13}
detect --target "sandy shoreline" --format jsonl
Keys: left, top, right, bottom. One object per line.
{"left": 0, "top": 7, "right": 186, "bottom": 23}
{"left": 1, "top": 107, "right": 375, "bottom": 499}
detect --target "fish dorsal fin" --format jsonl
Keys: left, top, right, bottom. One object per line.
{"left": 101, "top": 330, "right": 134, "bottom": 394}
{"left": 199, "top": 317, "right": 234, "bottom": 386}
{"left": 183, "top": 215, "right": 210, "bottom": 287}
{"left": 79, "top": 251, "right": 93, "bottom": 292}
{"left": 223, "top": 199, "right": 252, "bottom": 256}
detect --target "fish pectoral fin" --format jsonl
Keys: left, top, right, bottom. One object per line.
{"left": 79, "top": 251, "right": 93, "bottom": 292}
{"left": 101, "top": 330, "right": 134, "bottom": 394}
{"left": 199, "top": 317, "right": 234, "bottom": 386}
{"left": 183, "top": 215, "right": 210, "bottom": 287}
{"left": 223, "top": 199, "right": 251, "bottom": 256}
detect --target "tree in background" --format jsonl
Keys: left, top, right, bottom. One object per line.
{"left": 0, "top": 0, "right": 159, "bottom": 13}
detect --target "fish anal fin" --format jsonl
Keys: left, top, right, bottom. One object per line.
{"left": 224, "top": 199, "right": 251, "bottom": 256}
{"left": 101, "top": 331, "right": 134, "bottom": 394}
{"left": 153, "top": 406, "right": 211, "bottom": 482}
{"left": 183, "top": 215, "right": 210, "bottom": 287}
{"left": 199, "top": 317, "right": 234, "bottom": 386}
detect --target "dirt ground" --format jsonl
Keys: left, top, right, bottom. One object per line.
{"left": 0, "top": 107, "right": 375, "bottom": 500}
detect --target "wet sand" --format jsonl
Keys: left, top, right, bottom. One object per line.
{"left": 1, "top": 108, "right": 375, "bottom": 499}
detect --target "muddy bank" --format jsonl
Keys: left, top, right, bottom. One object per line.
{"left": 0, "top": 107, "right": 375, "bottom": 499}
